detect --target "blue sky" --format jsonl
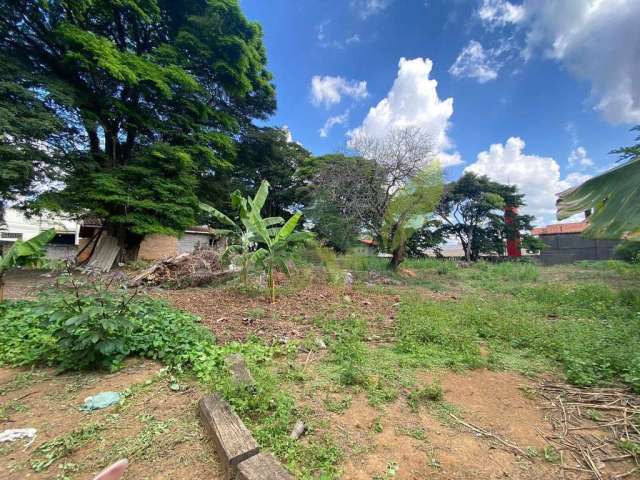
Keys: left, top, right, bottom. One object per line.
{"left": 242, "top": 0, "right": 639, "bottom": 224}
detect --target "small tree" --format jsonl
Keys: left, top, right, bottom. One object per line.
{"left": 0, "top": 229, "right": 55, "bottom": 302}
{"left": 381, "top": 165, "right": 443, "bottom": 269}
{"left": 204, "top": 181, "right": 309, "bottom": 301}
{"left": 202, "top": 183, "right": 283, "bottom": 287}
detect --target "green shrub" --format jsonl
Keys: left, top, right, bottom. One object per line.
{"left": 0, "top": 275, "right": 217, "bottom": 371}
{"left": 407, "top": 380, "right": 443, "bottom": 411}
{"left": 615, "top": 241, "right": 640, "bottom": 263}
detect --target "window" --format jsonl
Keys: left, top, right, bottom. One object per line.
{"left": 0, "top": 232, "right": 23, "bottom": 240}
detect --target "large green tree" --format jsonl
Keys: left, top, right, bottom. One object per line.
{"left": 435, "top": 172, "right": 537, "bottom": 261}
{"left": 0, "top": 0, "right": 275, "bottom": 252}
{"left": 202, "top": 127, "right": 311, "bottom": 219}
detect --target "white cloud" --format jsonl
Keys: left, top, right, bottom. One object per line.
{"left": 449, "top": 40, "right": 500, "bottom": 83}
{"left": 465, "top": 137, "right": 572, "bottom": 224}
{"left": 310, "top": 75, "right": 368, "bottom": 108}
{"left": 345, "top": 34, "right": 361, "bottom": 45}
{"left": 478, "top": 0, "right": 525, "bottom": 27}
{"left": 521, "top": 0, "right": 640, "bottom": 124}
{"left": 351, "top": 0, "right": 393, "bottom": 19}
{"left": 565, "top": 171, "right": 591, "bottom": 186}
{"left": 348, "top": 57, "right": 462, "bottom": 167}
{"left": 568, "top": 146, "right": 594, "bottom": 169}
{"left": 319, "top": 111, "right": 349, "bottom": 137}
{"left": 282, "top": 125, "right": 293, "bottom": 143}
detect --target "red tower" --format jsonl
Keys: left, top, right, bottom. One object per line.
{"left": 504, "top": 206, "right": 522, "bottom": 257}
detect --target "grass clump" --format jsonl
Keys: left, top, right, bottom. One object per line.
{"left": 31, "top": 423, "right": 104, "bottom": 472}
{"left": 407, "top": 380, "right": 443, "bottom": 412}
{"left": 396, "top": 280, "right": 640, "bottom": 391}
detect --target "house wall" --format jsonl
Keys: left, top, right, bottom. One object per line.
{"left": 538, "top": 233, "right": 619, "bottom": 265}
{"left": 137, "top": 234, "right": 178, "bottom": 261}
{"left": 177, "top": 233, "right": 210, "bottom": 254}
{"left": 137, "top": 232, "right": 219, "bottom": 260}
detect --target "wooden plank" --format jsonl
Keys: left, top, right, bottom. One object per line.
{"left": 236, "top": 452, "right": 294, "bottom": 480}
{"left": 225, "top": 353, "right": 255, "bottom": 388}
{"left": 86, "top": 232, "right": 120, "bottom": 272}
{"left": 198, "top": 394, "right": 259, "bottom": 480}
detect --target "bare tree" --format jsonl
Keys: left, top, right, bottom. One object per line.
{"left": 348, "top": 126, "right": 436, "bottom": 239}
{"left": 308, "top": 126, "right": 440, "bottom": 267}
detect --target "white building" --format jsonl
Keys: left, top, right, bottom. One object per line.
{"left": 0, "top": 208, "right": 80, "bottom": 260}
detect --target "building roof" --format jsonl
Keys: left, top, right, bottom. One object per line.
{"left": 532, "top": 222, "right": 588, "bottom": 236}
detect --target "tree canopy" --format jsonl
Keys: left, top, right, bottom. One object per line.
{"left": 202, "top": 127, "right": 311, "bottom": 220}
{"left": 435, "top": 172, "right": 537, "bottom": 261}
{"left": 0, "top": 0, "right": 275, "bottom": 246}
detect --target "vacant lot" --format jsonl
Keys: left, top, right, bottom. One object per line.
{"left": 1, "top": 259, "right": 639, "bottom": 479}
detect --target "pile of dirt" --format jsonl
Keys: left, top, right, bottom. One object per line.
{"left": 129, "top": 247, "right": 231, "bottom": 289}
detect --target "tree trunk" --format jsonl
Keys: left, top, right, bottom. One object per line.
{"left": 390, "top": 244, "right": 405, "bottom": 271}
{"left": 0, "top": 272, "right": 5, "bottom": 303}
{"left": 268, "top": 267, "right": 276, "bottom": 303}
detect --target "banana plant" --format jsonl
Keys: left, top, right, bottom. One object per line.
{"left": 246, "top": 210, "right": 311, "bottom": 303}
{"left": 200, "top": 181, "right": 284, "bottom": 287}
{"left": 557, "top": 156, "right": 640, "bottom": 240}
{"left": 0, "top": 228, "right": 56, "bottom": 302}
{"left": 557, "top": 127, "right": 640, "bottom": 240}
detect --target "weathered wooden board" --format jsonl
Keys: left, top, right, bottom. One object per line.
{"left": 198, "top": 394, "right": 259, "bottom": 479}
{"left": 225, "top": 353, "right": 255, "bottom": 388}
{"left": 85, "top": 232, "right": 120, "bottom": 272}
{"left": 236, "top": 452, "right": 294, "bottom": 480}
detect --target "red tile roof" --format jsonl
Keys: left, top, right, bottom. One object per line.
{"left": 532, "top": 222, "right": 588, "bottom": 235}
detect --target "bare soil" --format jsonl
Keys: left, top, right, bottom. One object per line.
{"left": 0, "top": 359, "right": 220, "bottom": 480}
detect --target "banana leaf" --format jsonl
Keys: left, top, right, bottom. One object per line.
{"left": 1, "top": 229, "right": 56, "bottom": 271}
{"left": 557, "top": 156, "right": 640, "bottom": 240}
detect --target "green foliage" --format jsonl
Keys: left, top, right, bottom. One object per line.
{"left": 0, "top": 276, "right": 216, "bottom": 371}
{"left": 615, "top": 241, "right": 640, "bottom": 263}
{"left": 407, "top": 380, "right": 443, "bottom": 411}
{"left": 303, "top": 154, "right": 386, "bottom": 252}
{"left": 0, "top": 229, "right": 56, "bottom": 302}
{"left": 558, "top": 126, "right": 640, "bottom": 240}
{"left": 382, "top": 165, "right": 443, "bottom": 269}
{"left": 233, "top": 181, "right": 312, "bottom": 302}
{"left": 204, "top": 127, "right": 312, "bottom": 219}
{"left": 1, "top": 0, "right": 275, "bottom": 238}
{"left": 435, "top": 172, "right": 538, "bottom": 261}
{"left": 396, "top": 281, "right": 640, "bottom": 391}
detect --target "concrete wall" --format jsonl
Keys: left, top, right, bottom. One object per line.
{"left": 538, "top": 233, "right": 619, "bottom": 265}
{"left": 177, "top": 233, "right": 210, "bottom": 254}
{"left": 137, "top": 234, "right": 178, "bottom": 261}
{"left": 46, "top": 245, "right": 77, "bottom": 261}
{"left": 138, "top": 232, "right": 222, "bottom": 260}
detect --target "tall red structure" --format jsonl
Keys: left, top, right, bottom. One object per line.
{"left": 504, "top": 206, "right": 522, "bottom": 257}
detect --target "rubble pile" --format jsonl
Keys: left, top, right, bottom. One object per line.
{"left": 129, "top": 247, "right": 231, "bottom": 288}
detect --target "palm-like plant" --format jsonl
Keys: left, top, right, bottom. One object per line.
{"left": 247, "top": 210, "right": 309, "bottom": 303}
{"left": 0, "top": 229, "right": 56, "bottom": 302}
{"left": 202, "top": 181, "right": 309, "bottom": 300}
{"left": 557, "top": 127, "right": 640, "bottom": 240}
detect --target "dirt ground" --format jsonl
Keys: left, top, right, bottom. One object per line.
{"left": 0, "top": 359, "right": 220, "bottom": 480}
{"left": 2, "top": 268, "right": 639, "bottom": 479}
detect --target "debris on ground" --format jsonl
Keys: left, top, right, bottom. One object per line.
{"left": 289, "top": 420, "right": 306, "bottom": 440}
{"left": 225, "top": 353, "right": 255, "bottom": 389}
{"left": 0, "top": 428, "right": 37, "bottom": 447}
{"left": 537, "top": 381, "right": 640, "bottom": 479}
{"left": 129, "top": 247, "right": 231, "bottom": 288}
{"left": 81, "top": 391, "right": 121, "bottom": 411}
